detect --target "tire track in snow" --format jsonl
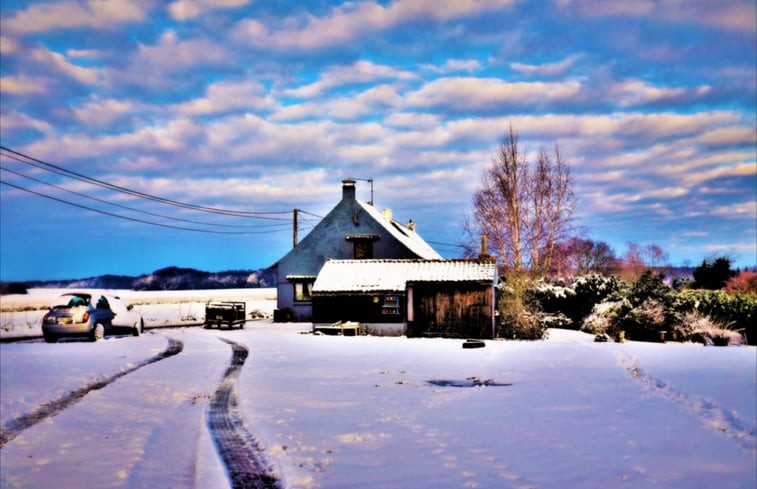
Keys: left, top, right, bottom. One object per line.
{"left": 0, "top": 336, "right": 184, "bottom": 449}
{"left": 617, "top": 352, "right": 756, "bottom": 451}
{"left": 208, "top": 337, "right": 280, "bottom": 489}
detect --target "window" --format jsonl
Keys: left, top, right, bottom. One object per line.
{"left": 294, "top": 281, "right": 313, "bottom": 302}
{"left": 353, "top": 239, "right": 373, "bottom": 259}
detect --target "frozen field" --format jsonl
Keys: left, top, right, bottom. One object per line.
{"left": 0, "top": 290, "right": 755, "bottom": 489}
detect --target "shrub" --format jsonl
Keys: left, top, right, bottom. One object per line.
{"left": 672, "top": 290, "right": 756, "bottom": 345}
{"left": 496, "top": 278, "right": 547, "bottom": 340}
{"left": 726, "top": 271, "right": 757, "bottom": 296}
{"left": 581, "top": 300, "right": 624, "bottom": 336}
{"left": 526, "top": 274, "right": 626, "bottom": 329}
{"left": 678, "top": 312, "right": 743, "bottom": 346}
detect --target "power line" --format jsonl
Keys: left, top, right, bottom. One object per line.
{"left": 0, "top": 146, "right": 290, "bottom": 220}
{"left": 0, "top": 180, "right": 289, "bottom": 235}
{"left": 0, "top": 166, "right": 290, "bottom": 231}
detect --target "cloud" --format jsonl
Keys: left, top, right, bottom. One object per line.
{"left": 509, "top": 55, "right": 581, "bottom": 76}
{"left": 0, "top": 111, "right": 53, "bottom": 133}
{"left": 284, "top": 60, "right": 417, "bottom": 98}
{"left": 28, "top": 46, "right": 104, "bottom": 85}
{"left": 555, "top": 0, "right": 756, "bottom": 32}
{"left": 172, "top": 80, "right": 271, "bottom": 116}
{"left": 0, "top": 75, "right": 48, "bottom": 95}
{"left": 406, "top": 77, "right": 582, "bottom": 111}
{"left": 1, "top": 0, "right": 148, "bottom": 34}
{"left": 168, "top": 0, "right": 249, "bottom": 21}
{"left": 72, "top": 97, "right": 140, "bottom": 125}
{"left": 609, "top": 79, "right": 711, "bottom": 107}
{"left": 233, "top": 0, "right": 517, "bottom": 50}
{"left": 421, "top": 58, "right": 483, "bottom": 74}
{"left": 136, "top": 30, "right": 230, "bottom": 72}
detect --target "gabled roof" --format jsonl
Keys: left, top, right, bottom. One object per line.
{"left": 357, "top": 201, "right": 441, "bottom": 260}
{"left": 313, "top": 259, "right": 497, "bottom": 293}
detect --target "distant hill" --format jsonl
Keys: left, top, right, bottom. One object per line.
{"left": 2, "top": 267, "right": 276, "bottom": 293}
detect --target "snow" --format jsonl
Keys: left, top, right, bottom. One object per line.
{"left": 1, "top": 291, "right": 755, "bottom": 489}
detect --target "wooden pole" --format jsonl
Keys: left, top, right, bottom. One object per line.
{"left": 293, "top": 208, "right": 298, "bottom": 247}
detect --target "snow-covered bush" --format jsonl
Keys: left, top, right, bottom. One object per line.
{"left": 581, "top": 300, "right": 624, "bottom": 336}
{"left": 672, "top": 290, "right": 756, "bottom": 345}
{"left": 526, "top": 274, "right": 626, "bottom": 329}
{"left": 678, "top": 312, "right": 743, "bottom": 346}
{"left": 496, "top": 279, "right": 547, "bottom": 340}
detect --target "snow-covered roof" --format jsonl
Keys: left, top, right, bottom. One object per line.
{"left": 312, "top": 259, "right": 497, "bottom": 293}
{"left": 357, "top": 201, "right": 441, "bottom": 260}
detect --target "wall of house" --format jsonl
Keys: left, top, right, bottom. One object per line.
{"left": 407, "top": 282, "right": 494, "bottom": 338}
{"left": 312, "top": 292, "right": 407, "bottom": 325}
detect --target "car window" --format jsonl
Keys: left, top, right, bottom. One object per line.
{"left": 96, "top": 296, "right": 110, "bottom": 309}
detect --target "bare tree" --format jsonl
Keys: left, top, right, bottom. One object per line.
{"left": 621, "top": 242, "right": 670, "bottom": 281}
{"left": 468, "top": 124, "right": 576, "bottom": 278}
{"left": 559, "top": 237, "right": 618, "bottom": 276}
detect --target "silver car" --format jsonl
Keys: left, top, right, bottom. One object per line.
{"left": 41, "top": 293, "right": 144, "bottom": 343}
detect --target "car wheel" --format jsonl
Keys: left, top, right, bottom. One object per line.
{"left": 91, "top": 323, "right": 105, "bottom": 342}
{"left": 43, "top": 333, "right": 57, "bottom": 343}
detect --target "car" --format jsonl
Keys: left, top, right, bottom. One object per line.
{"left": 41, "top": 292, "right": 144, "bottom": 343}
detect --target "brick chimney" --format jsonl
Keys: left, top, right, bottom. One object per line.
{"left": 342, "top": 179, "right": 356, "bottom": 201}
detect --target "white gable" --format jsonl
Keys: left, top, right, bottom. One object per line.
{"left": 357, "top": 202, "right": 441, "bottom": 260}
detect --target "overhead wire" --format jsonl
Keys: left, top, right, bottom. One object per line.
{"left": 0, "top": 179, "right": 286, "bottom": 235}
{"left": 0, "top": 166, "right": 291, "bottom": 230}
{"left": 0, "top": 146, "right": 290, "bottom": 220}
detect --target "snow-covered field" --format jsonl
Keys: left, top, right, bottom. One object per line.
{"left": 0, "top": 288, "right": 277, "bottom": 339}
{"left": 0, "top": 290, "right": 755, "bottom": 489}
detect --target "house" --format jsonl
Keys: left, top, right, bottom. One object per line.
{"left": 272, "top": 179, "right": 441, "bottom": 322}
{"left": 311, "top": 258, "right": 498, "bottom": 338}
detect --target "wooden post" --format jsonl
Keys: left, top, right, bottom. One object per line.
{"left": 293, "top": 208, "right": 298, "bottom": 247}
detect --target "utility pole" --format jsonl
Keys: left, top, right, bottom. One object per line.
{"left": 293, "top": 208, "right": 298, "bottom": 247}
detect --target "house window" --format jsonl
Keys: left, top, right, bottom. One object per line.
{"left": 293, "top": 281, "right": 313, "bottom": 302}
{"left": 346, "top": 234, "right": 379, "bottom": 259}
{"left": 353, "top": 239, "right": 373, "bottom": 259}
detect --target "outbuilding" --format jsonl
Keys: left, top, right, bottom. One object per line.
{"left": 311, "top": 259, "right": 498, "bottom": 338}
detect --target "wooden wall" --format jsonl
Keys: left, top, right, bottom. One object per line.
{"left": 408, "top": 282, "right": 493, "bottom": 338}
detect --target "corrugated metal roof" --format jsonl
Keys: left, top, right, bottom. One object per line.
{"left": 312, "top": 259, "right": 497, "bottom": 293}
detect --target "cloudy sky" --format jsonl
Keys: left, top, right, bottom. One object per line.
{"left": 1, "top": 0, "right": 755, "bottom": 281}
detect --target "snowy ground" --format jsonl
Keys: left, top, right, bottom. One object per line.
{"left": 0, "top": 290, "right": 755, "bottom": 489}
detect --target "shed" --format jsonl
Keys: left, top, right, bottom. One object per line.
{"left": 312, "top": 259, "right": 498, "bottom": 337}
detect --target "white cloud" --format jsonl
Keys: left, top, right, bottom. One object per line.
{"left": 509, "top": 55, "right": 581, "bottom": 76}
{"left": 1, "top": 0, "right": 148, "bottom": 34}
{"left": 0, "top": 75, "right": 48, "bottom": 95}
{"left": 406, "top": 77, "right": 583, "bottom": 110}
{"left": 233, "top": 0, "right": 517, "bottom": 50}
{"left": 609, "top": 79, "right": 711, "bottom": 107}
{"left": 284, "top": 60, "right": 416, "bottom": 98}
{"left": 173, "top": 80, "right": 270, "bottom": 116}
{"left": 28, "top": 46, "right": 104, "bottom": 85}
{"left": 0, "top": 111, "right": 53, "bottom": 133}
{"left": 136, "top": 30, "right": 230, "bottom": 71}
{"left": 73, "top": 97, "right": 139, "bottom": 125}
{"left": 168, "top": 0, "right": 249, "bottom": 21}
{"left": 421, "top": 59, "right": 483, "bottom": 74}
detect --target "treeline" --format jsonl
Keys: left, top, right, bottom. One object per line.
{"left": 0, "top": 266, "right": 276, "bottom": 294}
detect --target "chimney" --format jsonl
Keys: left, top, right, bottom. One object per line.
{"left": 479, "top": 234, "right": 489, "bottom": 259}
{"left": 406, "top": 219, "right": 415, "bottom": 231}
{"left": 342, "top": 179, "right": 356, "bottom": 201}
{"left": 382, "top": 208, "right": 392, "bottom": 222}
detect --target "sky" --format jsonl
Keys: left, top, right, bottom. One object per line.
{"left": 0, "top": 0, "right": 755, "bottom": 282}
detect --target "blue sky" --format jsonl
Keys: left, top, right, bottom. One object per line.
{"left": 1, "top": 0, "right": 755, "bottom": 281}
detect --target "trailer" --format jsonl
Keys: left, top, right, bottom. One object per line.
{"left": 204, "top": 301, "right": 246, "bottom": 329}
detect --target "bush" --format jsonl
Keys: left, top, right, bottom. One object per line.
{"left": 726, "top": 271, "right": 757, "bottom": 296}
{"left": 672, "top": 290, "right": 756, "bottom": 344}
{"left": 526, "top": 274, "right": 626, "bottom": 329}
{"left": 496, "top": 278, "right": 547, "bottom": 340}
{"left": 678, "top": 312, "right": 743, "bottom": 346}
{"left": 581, "top": 300, "right": 624, "bottom": 336}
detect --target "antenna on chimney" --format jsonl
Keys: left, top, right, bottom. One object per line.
{"left": 348, "top": 177, "right": 374, "bottom": 206}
